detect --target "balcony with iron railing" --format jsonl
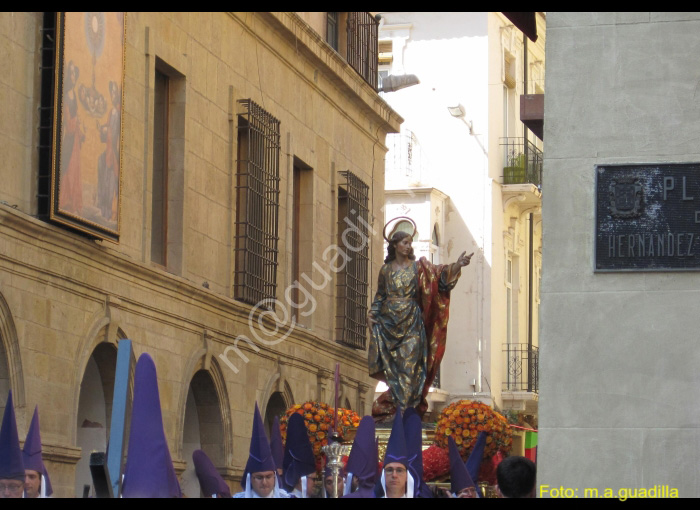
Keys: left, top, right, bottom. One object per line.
{"left": 502, "top": 343, "right": 539, "bottom": 393}
{"left": 500, "top": 137, "right": 543, "bottom": 189}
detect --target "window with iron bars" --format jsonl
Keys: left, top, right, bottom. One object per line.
{"left": 335, "top": 170, "right": 370, "bottom": 349}
{"left": 37, "top": 12, "right": 57, "bottom": 220}
{"left": 347, "top": 12, "right": 379, "bottom": 90}
{"left": 234, "top": 99, "right": 281, "bottom": 310}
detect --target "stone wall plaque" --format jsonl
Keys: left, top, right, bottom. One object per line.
{"left": 596, "top": 163, "right": 700, "bottom": 271}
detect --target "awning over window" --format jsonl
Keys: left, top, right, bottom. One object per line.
{"left": 502, "top": 12, "right": 538, "bottom": 42}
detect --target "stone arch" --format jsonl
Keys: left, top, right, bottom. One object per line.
{"left": 71, "top": 299, "right": 136, "bottom": 496}
{"left": 0, "top": 291, "right": 24, "bottom": 409}
{"left": 282, "top": 380, "right": 294, "bottom": 409}
{"left": 73, "top": 334, "right": 135, "bottom": 497}
{"left": 264, "top": 391, "right": 288, "bottom": 438}
{"left": 177, "top": 350, "right": 233, "bottom": 465}
{"left": 70, "top": 301, "right": 131, "bottom": 445}
{"left": 260, "top": 367, "right": 294, "bottom": 438}
{"left": 260, "top": 364, "right": 295, "bottom": 409}
{"left": 260, "top": 370, "right": 280, "bottom": 411}
{"left": 178, "top": 350, "right": 233, "bottom": 498}
{"left": 74, "top": 342, "right": 117, "bottom": 495}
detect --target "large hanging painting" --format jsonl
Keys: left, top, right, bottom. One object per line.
{"left": 50, "top": 12, "right": 126, "bottom": 242}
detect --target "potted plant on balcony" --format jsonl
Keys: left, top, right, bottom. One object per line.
{"left": 503, "top": 153, "right": 527, "bottom": 184}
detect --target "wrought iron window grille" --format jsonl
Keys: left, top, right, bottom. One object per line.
{"left": 234, "top": 99, "right": 281, "bottom": 310}
{"left": 38, "top": 12, "right": 57, "bottom": 220}
{"left": 335, "top": 170, "right": 370, "bottom": 350}
{"left": 346, "top": 12, "right": 379, "bottom": 91}
{"left": 503, "top": 343, "right": 539, "bottom": 393}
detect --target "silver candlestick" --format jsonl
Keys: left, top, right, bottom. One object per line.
{"left": 321, "top": 432, "right": 348, "bottom": 498}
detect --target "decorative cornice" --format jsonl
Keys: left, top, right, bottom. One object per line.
{"left": 247, "top": 12, "right": 403, "bottom": 135}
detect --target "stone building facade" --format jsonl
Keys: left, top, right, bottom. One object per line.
{"left": 540, "top": 12, "right": 700, "bottom": 496}
{"left": 0, "top": 12, "right": 400, "bottom": 497}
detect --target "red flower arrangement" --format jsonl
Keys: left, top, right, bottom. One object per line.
{"left": 433, "top": 400, "right": 512, "bottom": 461}
{"left": 422, "top": 444, "right": 450, "bottom": 482}
{"left": 280, "top": 401, "right": 361, "bottom": 459}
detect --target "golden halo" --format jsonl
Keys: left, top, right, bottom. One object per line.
{"left": 383, "top": 216, "right": 418, "bottom": 242}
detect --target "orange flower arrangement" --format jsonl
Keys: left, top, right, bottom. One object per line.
{"left": 280, "top": 401, "right": 361, "bottom": 459}
{"left": 433, "top": 400, "right": 512, "bottom": 462}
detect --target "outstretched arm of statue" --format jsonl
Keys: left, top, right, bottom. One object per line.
{"left": 445, "top": 251, "right": 473, "bottom": 283}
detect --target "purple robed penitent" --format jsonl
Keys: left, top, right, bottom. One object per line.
{"left": 242, "top": 402, "right": 277, "bottom": 487}
{"left": 448, "top": 436, "right": 477, "bottom": 495}
{"left": 282, "top": 413, "right": 316, "bottom": 493}
{"left": 466, "top": 431, "right": 486, "bottom": 481}
{"left": 22, "top": 406, "right": 53, "bottom": 496}
{"left": 376, "top": 409, "right": 415, "bottom": 498}
{"left": 121, "top": 353, "right": 182, "bottom": 498}
{"left": 0, "top": 391, "right": 24, "bottom": 481}
{"left": 193, "top": 449, "right": 231, "bottom": 498}
{"left": 384, "top": 409, "right": 408, "bottom": 467}
{"left": 403, "top": 407, "right": 432, "bottom": 498}
{"left": 342, "top": 415, "right": 378, "bottom": 499}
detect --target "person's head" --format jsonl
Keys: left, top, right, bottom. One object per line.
{"left": 456, "top": 486, "right": 477, "bottom": 498}
{"left": 306, "top": 471, "right": 321, "bottom": 497}
{"left": 351, "top": 474, "right": 359, "bottom": 492}
{"left": 323, "top": 471, "right": 344, "bottom": 497}
{"left": 0, "top": 478, "right": 24, "bottom": 499}
{"left": 0, "top": 391, "right": 26, "bottom": 499}
{"left": 251, "top": 471, "right": 276, "bottom": 498}
{"left": 24, "top": 469, "right": 41, "bottom": 498}
{"left": 383, "top": 462, "right": 407, "bottom": 498}
{"left": 385, "top": 231, "right": 416, "bottom": 263}
{"left": 496, "top": 456, "right": 536, "bottom": 498}
{"left": 293, "top": 471, "right": 319, "bottom": 497}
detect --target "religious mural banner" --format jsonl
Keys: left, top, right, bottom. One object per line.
{"left": 50, "top": 12, "right": 126, "bottom": 242}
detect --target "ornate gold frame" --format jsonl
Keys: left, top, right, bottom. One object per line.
{"left": 49, "top": 12, "right": 126, "bottom": 242}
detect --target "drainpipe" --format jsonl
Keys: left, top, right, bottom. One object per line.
{"left": 528, "top": 212, "right": 534, "bottom": 391}
{"left": 523, "top": 33, "right": 529, "bottom": 177}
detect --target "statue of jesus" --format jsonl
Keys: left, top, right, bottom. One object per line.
{"left": 368, "top": 221, "right": 472, "bottom": 422}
